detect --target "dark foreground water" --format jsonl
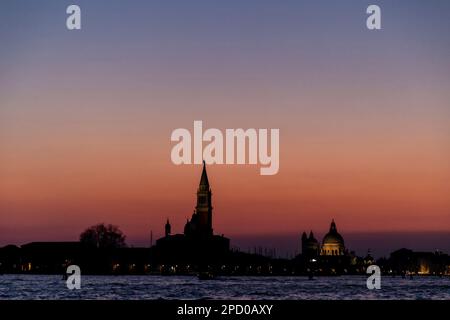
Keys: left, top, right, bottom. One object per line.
{"left": 0, "top": 275, "right": 449, "bottom": 300}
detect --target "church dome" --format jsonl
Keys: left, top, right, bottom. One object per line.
{"left": 322, "top": 219, "right": 344, "bottom": 245}
{"left": 323, "top": 232, "right": 344, "bottom": 245}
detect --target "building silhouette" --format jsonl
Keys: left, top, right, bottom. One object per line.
{"left": 301, "top": 219, "right": 346, "bottom": 258}
{"left": 298, "top": 219, "right": 351, "bottom": 275}
{"left": 184, "top": 161, "right": 213, "bottom": 237}
{"left": 301, "top": 231, "right": 320, "bottom": 259}
{"left": 153, "top": 161, "right": 229, "bottom": 268}
{"left": 321, "top": 219, "right": 345, "bottom": 256}
{"left": 1, "top": 163, "right": 449, "bottom": 276}
{"left": 165, "top": 219, "right": 171, "bottom": 237}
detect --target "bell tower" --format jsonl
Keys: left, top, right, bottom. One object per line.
{"left": 195, "top": 161, "right": 213, "bottom": 236}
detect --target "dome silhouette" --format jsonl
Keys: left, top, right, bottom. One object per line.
{"left": 323, "top": 232, "right": 344, "bottom": 245}
{"left": 322, "top": 219, "right": 344, "bottom": 245}
{"left": 321, "top": 219, "right": 345, "bottom": 256}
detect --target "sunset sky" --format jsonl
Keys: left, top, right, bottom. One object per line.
{"left": 1, "top": 1, "right": 449, "bottom": 256}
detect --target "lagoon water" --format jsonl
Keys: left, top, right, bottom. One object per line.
{"left": 0, "top": 275, "right": 449, "bottom": 300}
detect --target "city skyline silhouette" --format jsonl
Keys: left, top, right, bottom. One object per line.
{"left": 1, "top": 163, "right": 449, "bottom": 259}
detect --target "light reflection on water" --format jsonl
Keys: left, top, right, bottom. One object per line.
{"left": 0, "top": 275, "right": 449, "bottom": 300}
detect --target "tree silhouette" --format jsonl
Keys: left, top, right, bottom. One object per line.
{"left": 79, "top": 223, "right": 126, "bottom": 249}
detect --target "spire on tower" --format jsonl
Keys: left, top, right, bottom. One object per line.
{"left": 199, "top": 160, "right": 210, "bottom": 190}
{"left": 330, "top": 219, "right": 337, "bottom": 232}
{"left": 194, "top": 160, "right": 213, "bottom": 236}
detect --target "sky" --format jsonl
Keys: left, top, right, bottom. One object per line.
{"left": 0, "top": 1, "right": 449, "bottom": 256}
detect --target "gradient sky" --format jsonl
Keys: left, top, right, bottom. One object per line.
{"left": 1, "top": 1, "right": 449, "bottom": 255}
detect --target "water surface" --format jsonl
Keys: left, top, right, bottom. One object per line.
{"left": 0, "top": 275, "right": 448, "bottom": 300}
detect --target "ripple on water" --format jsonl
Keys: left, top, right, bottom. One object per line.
{"left": 0, "top": 275, "right": 449, "bottom": 300}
